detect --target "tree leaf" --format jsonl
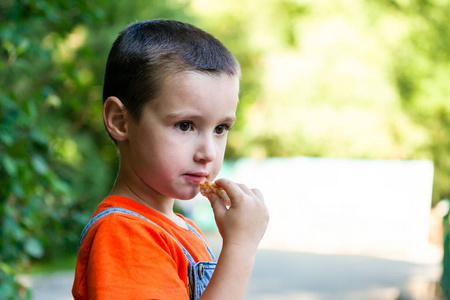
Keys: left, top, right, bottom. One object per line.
{"left": 0, "top": 282, "right": 13, "bottom": 299}
{"left": 31, "top": 155, "right": 48, "bottom": 175}
{"left": 0, "top": 131, "right": 15, "bottom": 146}
{"left": 2, "top": 155, "right": 17, "bottom": 176}
{"left": 24, "top": 237, "right": 44, "bottom": 259}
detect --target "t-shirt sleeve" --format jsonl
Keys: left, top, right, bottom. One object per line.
{"left": 79, "top": 214, "right": 190, "bottom": 300}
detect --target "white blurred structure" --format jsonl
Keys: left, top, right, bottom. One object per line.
{"left": 186, "top": 157, "right": 435, "bottom": 262}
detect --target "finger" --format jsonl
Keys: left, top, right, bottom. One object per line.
{"left": 251, "top": 188, "right": 264, "bottom": 202}
{"left": 236, "top": 183, "right": 254, "bottom": 195}
{"left": 216, "top": 178, "right": 251, "bottom": 195}
{"left": 214, "top": 178, "right": 243, "bottom": 204}
{"left": 207, "top": 192, "right": 227, "bottom": 216}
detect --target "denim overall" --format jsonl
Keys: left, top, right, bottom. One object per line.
{"left": 78, "top": 207, "right": 217, "bottom": 300}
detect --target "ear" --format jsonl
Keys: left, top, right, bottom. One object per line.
{"left": 103, "top": 96, "right": 129, "bottom": 142}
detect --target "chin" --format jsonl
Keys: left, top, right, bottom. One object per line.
{"left": 172, "top": 190, "right": 199, "bottom": 201}
{"left": 176, "top": 198, "right": 194, "bottom": 201}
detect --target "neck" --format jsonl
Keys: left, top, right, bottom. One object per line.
{"left": 110, "top": 176, "right": 187, "bottom": 229}
{"left": 110, "top": 165, "right": 175, "bottom": 219}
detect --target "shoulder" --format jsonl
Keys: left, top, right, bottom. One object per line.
{"left": 77, "top": 208, "right": 190, "bottom": 272}
{"left": 77, "top": 207, "right": 181, "bottom": 257}
{"left": 90, "top": 208, "right": 173, "bottom": 243}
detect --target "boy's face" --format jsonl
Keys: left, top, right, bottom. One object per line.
{"left": 124, "top": 72, "right": 239, "bottom": 201}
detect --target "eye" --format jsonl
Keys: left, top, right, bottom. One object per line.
{"left": 175, "top": 121, "right": 193, "bottom": 132}
{"left": 215, "top": 124, "right": 230, "bottom": 135}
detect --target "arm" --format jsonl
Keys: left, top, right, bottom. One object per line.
{"left": 200, "top": 179, "right": 269, "bottom": 300}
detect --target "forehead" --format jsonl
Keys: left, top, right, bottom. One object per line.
{"left": 149, "top": 71, "right": 239, "bottom": 115}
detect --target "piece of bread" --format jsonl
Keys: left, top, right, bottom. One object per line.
{"left": 199, "top": 181, "right": 231, "bottom": 206}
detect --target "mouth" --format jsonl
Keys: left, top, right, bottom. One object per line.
{"left": 183, "top": 172, "right": 208, "bottom": 183}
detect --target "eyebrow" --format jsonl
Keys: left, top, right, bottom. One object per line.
{"left": 165, "top": 112, "right": 236, "bottom": 124}
{"left": 221, "top": 116, "right": 237, "bottom": 124}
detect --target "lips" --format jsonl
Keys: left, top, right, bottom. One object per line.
{"left": 183, "top": 172, "right": 208, "bottom": 183}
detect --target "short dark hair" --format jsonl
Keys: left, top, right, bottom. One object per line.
{"left": 103, "top": 19, "right": 241, "bottom": 121}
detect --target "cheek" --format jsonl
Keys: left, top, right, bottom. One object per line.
{"left": 211, "top": 141, "right": 227, "bottom": 177}
{"left": 211, "top": 160, "right": 223, "bottom": 179}
{"left": 131, "top": 131, "right": 176, "bottom": 171}
{"left": 155, "top": 135, "right": 195, "bottom": 170}
{"left": 138, "top": 147, "right": 182, "bottom": 189}
{"left": 152, "top": 142, "right": 184, "bottom": 168}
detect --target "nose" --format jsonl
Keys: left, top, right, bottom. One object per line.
{"left": 194, "top": 134, "right": 216, "bottom": 163}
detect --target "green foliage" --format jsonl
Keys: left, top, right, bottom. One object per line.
{"left": 0, "top": 263, "right": 30, "bottom": 300}
{"left": 0, "top": 0, "right": 197, "bottom": 297}
{"left": 376, "top": 0, "right": 450, "bottom": 203}
{"left": 0, "top": 0, "right": 108, "bottom": 298}
{"left": 441, "top": 200, "right": 450, "bottom": 298}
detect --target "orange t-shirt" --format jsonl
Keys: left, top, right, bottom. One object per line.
{"left": 72, "top": 195, "right": 215, "bottom": 300}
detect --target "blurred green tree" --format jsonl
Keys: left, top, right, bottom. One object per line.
{"left": 0, "top": 0, "right": 194, "bottom": 298}
{"left": 0, "top": 1, "right": 108, "bottom": 298}
{"left": 384, "top": 0, "right": 450, "bottom": 204}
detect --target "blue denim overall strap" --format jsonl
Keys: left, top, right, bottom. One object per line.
{"left": 185, "top": 222, "right": 216, "bottom": 261}
{"left": 77, "top": 206, "right": 216, "bottom": 300}
{"left": 183, "top": 223, "right": 217, "bottom": 299}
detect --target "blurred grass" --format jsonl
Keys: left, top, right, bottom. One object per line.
{"left": 26, "top": 255, "right": 77, "bottom": 275}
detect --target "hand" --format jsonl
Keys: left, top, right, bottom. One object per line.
{"left": 207, "top": 178, "right": 269, "bottom": 252}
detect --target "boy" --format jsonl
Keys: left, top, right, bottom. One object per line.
{"left": 72, "top": 19, "right": 269, "bottom": 299}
